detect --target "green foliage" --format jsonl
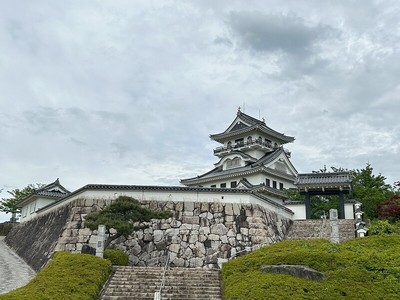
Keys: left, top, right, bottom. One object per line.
{"left": 0, "top": 184, "right": 43, "bottom": 222}
{"left": 104, "top": 249, "right": 129, "bottom": 266}
{"left": 0, "top": 223, "right": 14, "bottom": 236}
{"left": 352, "top": 164, "right": 393, "bottom": 220}
{"left": 0, "top": 251, "right": 111, "bottom": 300}
{"left": 84, "top": 196, "right": 172, "bottom": 248}
{"left": 369, "top": 219, "right": 400, "bottom": 235}
{"left": 222, "top": 236, "right": 400, "bottom": 300}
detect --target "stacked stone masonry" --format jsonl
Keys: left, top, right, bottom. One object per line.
{"left": 285, "top": 219, "right": 355, "bottom": 243}
{"left": 56, "top": 199, "right": 293, "bottom": 269}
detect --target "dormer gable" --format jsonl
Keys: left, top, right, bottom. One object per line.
{"left": 214, "top": 152, "right": 257, "bottom": 170}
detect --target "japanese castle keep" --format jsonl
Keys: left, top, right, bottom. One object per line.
{"left": 181, "top": 108, "right": 298, "bottom": 203}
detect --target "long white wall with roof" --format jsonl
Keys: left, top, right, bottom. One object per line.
{"left": 34, "top": 187, "right": 295, "bottom": 220}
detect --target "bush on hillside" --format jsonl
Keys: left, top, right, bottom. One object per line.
{"left": 222, "top": 236, "right": 400, "bottom": 299}
{"left": 369, "top": 219, "right": 400, "bottom": 235}
{"left": 104, "top": 249, "right": 129, "bottom": 266}
{"left": 0, "top": 252, "right": 111, "bottom": 300}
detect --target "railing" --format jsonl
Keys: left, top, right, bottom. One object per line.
{"left": 214, "top": 140, "right": 276, "bottom": 154}
{"left": 154, "top": 253, "right": 170, "bottom": 300}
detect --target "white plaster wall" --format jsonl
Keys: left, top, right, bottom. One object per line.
{"left": 344, "top": 203, "right": 354, "bottom": 220}
{"left": 285, "top": 203, "right": 307, "bottom": 220}
{"left": 35, "top": 188, "right": 294, "bottom": 221}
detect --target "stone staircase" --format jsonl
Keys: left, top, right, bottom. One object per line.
{"left": 100, "top": 266, "right": 223, "bottom": 300}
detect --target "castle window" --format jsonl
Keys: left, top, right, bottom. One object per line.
{"left": 226, "top": 159, "right": 232, "bottom": 167}
{"left": 227, "top": 141, "right": 232, "bottom": 148}
{"left": 279, "top": 183, "right": 284, "bottom": 190}
{"left": 231, "top": 157, "right": 240, "bottom": 167}
{"left": 273, "top": 181, "right": 277, "bottom": 189}
{"left": 230, "top": 181, "right": 237, "bottom": 188}
{"left": 247, "top": 136, "right": 252, "bottom": 144}
{"left": 266, "top": 178, "right": 270, "bottom": 187}
{"left": 235, "top": 138, "right": 244, "bottom": 147}
{"left": 220, "top": 183, "right": 226, "bottom": 188}
{"left": 210, "top": 185, "right": 216, "bottom": 188}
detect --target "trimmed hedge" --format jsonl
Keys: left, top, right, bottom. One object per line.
{"left": 104, "top": 249, "right": 129, "bottom": 266}
{"left": 222, "top": 236, "right": 400, "bottom": 299}
{"left": 0, "top": 252, "right": 111, "bottom": 300}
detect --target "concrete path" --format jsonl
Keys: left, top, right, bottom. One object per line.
{"left": 0, "top": 236, "right": 36, "bottom": 294}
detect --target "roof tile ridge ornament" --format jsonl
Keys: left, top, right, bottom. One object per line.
{"left": 237, "top": 106, "right": 241, "bottom": 115}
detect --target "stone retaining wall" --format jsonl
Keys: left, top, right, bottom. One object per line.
{"left": 5, "top": 204, "right": 72, "bottom": 272}
{"left": 6, "top": 198, "right": 357, "bottom": 271}
{"left": 55, "top": 199, "right": 293, "bottom": 269}
{"left": 285, "top": 219, "right": 355, "bottom": 243}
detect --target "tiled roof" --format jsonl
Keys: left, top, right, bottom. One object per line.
{"left": 181, "top": 148, "right": 295, "bottom": 185}
{"left": 180, "top": 153, "right": 268, "bottom": 184}
{"left": 210, "top": 111, "right": 294, "bottom": 144}
{"left": 36, "top": 183, "right": 294, "bottom": 216}
{"left": 16, "top": 178, "right": 70, "bottom": 207}
{"left": 295, "top": 172, "right": 352, "bottom": 186}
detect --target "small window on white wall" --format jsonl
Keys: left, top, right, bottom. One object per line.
{"left": 29, "top": 202, "right": 36, "bottom": 214}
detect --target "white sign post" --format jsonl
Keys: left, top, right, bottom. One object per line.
{"left": 96, "top": 225, "right": 106, "bottom": 258}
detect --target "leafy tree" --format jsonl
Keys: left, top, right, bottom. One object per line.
{"left": 84, "top": 196, "right": 173, "bottom": 249}
{"left": 377, "top": 195, "right": 400, "bottom": 221}
{"left": 0, "top": 184, "right": 42, "bottom": 222}
{"left": 352, "top": 163, "right": 393, "bottom": 220}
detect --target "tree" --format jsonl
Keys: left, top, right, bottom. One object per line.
{"left": 351, "top": 164, "right": 393, "bottom": 220}
{"left": 84, "top": 196, "right": 173, "bottom": 249}
{"left": 0, "top": 184, "right": 42, "bottom": 223}
{"left": 376, "top": 195, "right": 400, "bottom": 221}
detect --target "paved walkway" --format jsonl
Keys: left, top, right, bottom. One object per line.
{"left": 0, "top": 236, "right": 36, "bottom": 294}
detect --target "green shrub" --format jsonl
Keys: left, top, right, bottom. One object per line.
{"left": 0, "top": 251, "right": 111, "bottom": 300}
{"left": 369, "top": 219, "right": 396, "bottom": 235}
{"left": 104, "top": 249, "right": 129, "bottom": 266}
{"left": 0, "top": 223, "right": 14, "bottom": 236}
{"left": 222, "top": 236, "right": 400, "bottom": 300}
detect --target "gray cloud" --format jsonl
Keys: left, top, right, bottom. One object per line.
{"left": 228, "top": 11, "right": 335, "bottom": 56}
{"left": 1, "top": 1, "right": 400, "bottom": 221}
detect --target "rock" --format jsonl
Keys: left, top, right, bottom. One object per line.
{"left": 153, "top": 230, "right": 163, "bottom": 243}
{"left": 211, "top": 224, "right": 228, "bottom": 235}
{"left": 184, "top": 202, "right": 194, "bottom": 212}
{"left": 208, "top": 234, "right": 219, "bottom": 241}
{"left": 173, "top": 257, "right": 185, "bottom": 267}
{"left": 175, "top": 202, "right": 184, "bottom": 211}
{"left": 169, "top": 244, "right": 180, "bottom": 253}
{"left": 225, "top": 203, "right": 233, "bottom": 215}
{"left": 260, "top": 265, "right": 327, "bottom": 281}
{"left": 201, "top": 202, "right": 209, "bottom": 212}
{"left": 189, "top": 257, "right": 204, "bottom": 268}
{"left": 182, "top": 216, "right": 199, "bottom": 224}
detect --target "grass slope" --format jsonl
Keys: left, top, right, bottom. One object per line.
{"left": 222, "top": 236, "right": 400, "bottom": 299}
{"left": 0, "top": 252, "right": 111, "bottom": 300}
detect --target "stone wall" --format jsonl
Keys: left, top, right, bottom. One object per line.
{"left": 55, "top": 199, "right": 293, "bottom": 269}
{"left": 5, "top": 204, "right": 72, "bottom": 272}
{"left": 285, "top": 219, "right": 355, "bottom": 243}
{"left": 6, "top": 198, "right": 357, "bottom": 272}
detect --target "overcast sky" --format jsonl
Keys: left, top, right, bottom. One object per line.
{"left": 1, "top": 1, "right": 399, "bottom": 222}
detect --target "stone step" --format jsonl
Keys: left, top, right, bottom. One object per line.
{"left": 100, "top": 266, "right": 222, "bottom": 300}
